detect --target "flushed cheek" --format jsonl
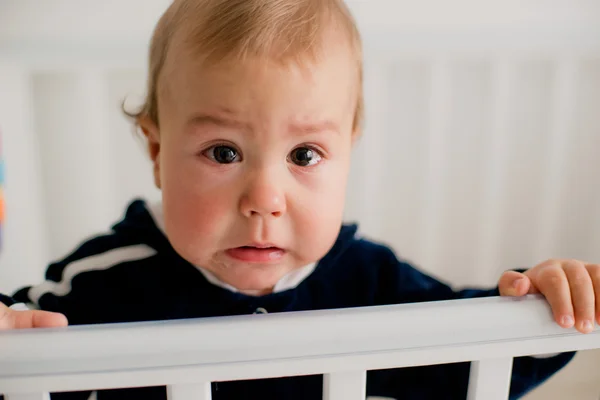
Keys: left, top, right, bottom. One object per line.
{"left": 161, "top": 161, "right": 238, "bottom": 261}
{"left": 163, "top": 196, "right": 233, "bottom": 265}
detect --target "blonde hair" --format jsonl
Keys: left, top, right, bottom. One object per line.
{"left": 127, "top": 0, "right": 364, "bottom": 134}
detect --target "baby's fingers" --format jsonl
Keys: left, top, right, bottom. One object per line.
{"left": 498, "top": 270, "right": 532, "bottom": 296}
{"left": 563, "top": 261, "right": 595, "bottom": 333}
{"left": 585, "top": 263, "right": 600, "bottom": 325}
{"left": 535, "top": 265, "right": 575, "bottom": 329}
{"left": 14, "top": 309, "right": 68, "bottom": 329}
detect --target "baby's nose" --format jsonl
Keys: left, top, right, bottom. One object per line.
{"left": 239, "top": 183, "right": 286, "bottom": 218}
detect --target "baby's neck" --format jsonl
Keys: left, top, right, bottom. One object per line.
{"left": 240, "top": 287, "right": 273, "bottom": 297}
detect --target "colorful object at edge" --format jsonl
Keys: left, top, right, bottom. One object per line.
{"left": 0, "top": 129, "right": 4, "bottom": 250}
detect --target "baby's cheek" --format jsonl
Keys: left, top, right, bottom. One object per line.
{"left": 297, "top": 208, "right": 342, "bottom": 265}
{"left": 161, "top": 171, "right": 235, "bottom": 260}
{"left": 168, "top": 189, "right": 229, "bottom": 234}
{"left": 293, "top": 176, "right": 347, "bottom": 262}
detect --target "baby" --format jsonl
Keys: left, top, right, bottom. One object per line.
{"left": 1, "top": 0, "right": 598, "bottom": 399}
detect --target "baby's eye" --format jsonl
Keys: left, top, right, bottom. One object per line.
{"left": 289, "top": 147, "right": 322, "bottom": 167}
{"left": 204, "top": 145, "right": 240, "bottom": 164}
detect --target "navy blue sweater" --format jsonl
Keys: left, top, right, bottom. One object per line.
{"left": 1, "top": 200, "right": 574, "bottom": 400}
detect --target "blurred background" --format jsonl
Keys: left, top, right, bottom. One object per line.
{"left": 0, "top": 0, "right": 599, "bottom": 398}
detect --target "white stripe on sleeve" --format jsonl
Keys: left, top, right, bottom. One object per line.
{"left": 28, "top": 245, "right": 157, "bottom": 305}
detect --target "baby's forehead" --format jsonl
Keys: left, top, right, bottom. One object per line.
{"left": 156, "top": 47, "right": 358, "bottom": 137}
{"left": 159, "top": 36, "right": 352, "bottom": 99}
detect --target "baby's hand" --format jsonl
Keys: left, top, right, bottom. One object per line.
{"left": 499, "top": 259, "right": 600, "bottom": 333}
{"left": 0, "top": 302, "right": 68, "bottom": 330}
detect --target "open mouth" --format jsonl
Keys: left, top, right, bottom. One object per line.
{"left": 225, "top": 246, "right": 285, "bottom": 263}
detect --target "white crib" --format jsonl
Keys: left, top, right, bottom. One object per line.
{"left": 1, "top": 295, "right": 599, "bottom": 400}
{"left": 1, "top": 0, "right": 600, "bottom": 399}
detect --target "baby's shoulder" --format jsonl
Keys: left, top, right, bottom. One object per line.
{"left": 341, "top": 231, "right": 400, "bottom": 263}
{"left": 327, "top": 228, "right": 410, "bottom": 275}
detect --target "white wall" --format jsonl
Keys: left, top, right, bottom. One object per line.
{"left": 0, "top": 0, "right": 599, "bottom": 295}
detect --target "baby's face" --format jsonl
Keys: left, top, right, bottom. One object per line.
{"left": 143, "top": 42, "right": 358, "bottom": 295}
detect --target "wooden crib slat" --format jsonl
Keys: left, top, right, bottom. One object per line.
{"left": 4, "top": 393, "right": 50, "bottom": 400}
{"left": 466, "top": 358, "right": 513, "bottom": 400}
{"left": 167, "top": 382, "right": 212, "bottom": 400}
{"left": 323, "top": 370, "right": 367, "bottom": 400}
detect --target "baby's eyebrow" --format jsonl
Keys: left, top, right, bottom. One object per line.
{"left": 186, "top": 113, "right": 340, "bottom": 135}
{"left": 289, "top": 120, "right": 340, "bottom": 135}
{"left": 187, "top": 113, "right": 248, "bottom": 130}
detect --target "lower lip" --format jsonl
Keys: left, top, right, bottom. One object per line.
{"left": 225, "top": 247, "right": 286, "bottom": 263}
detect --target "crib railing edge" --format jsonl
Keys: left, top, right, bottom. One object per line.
{"left": 0, "top": 295, "right": 598, "bottom": 395}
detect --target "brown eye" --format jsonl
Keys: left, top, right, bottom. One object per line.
{"left": 290, "top": 147, "right": 322, "bottom": 167}
{"left": 206, "top": 145, "right": 239, "bottom": 164}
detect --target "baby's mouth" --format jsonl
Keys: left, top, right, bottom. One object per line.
{"left": 225, "top": 245, "right": 286, "bottom": 263}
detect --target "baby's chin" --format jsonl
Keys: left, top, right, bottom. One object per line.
{"left": 209, "top": 261, "right": 299, "bottom": 295}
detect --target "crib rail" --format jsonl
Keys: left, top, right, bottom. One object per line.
{"left": 1, "top": 295, "right": 599, "bottom": 400}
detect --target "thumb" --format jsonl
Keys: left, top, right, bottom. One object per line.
{"left": 498, "top": 270, "right": 532, "bottom": 297}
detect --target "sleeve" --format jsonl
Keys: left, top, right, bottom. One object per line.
{"left": 11, "top": 233, "right": 102, "bottom": 316}
{"left": 374, "top": 245, "right": 499, "bottom": 305}
{"left": 0, "top": 292, "right": 28, "bottom": 310}
{"left": 9, "top": 231, "right": 157, "bottom": 324}
{"left": 369, "top": 243, "right": 576, "bottom": 399}
{"left": 1, "top": 230, "right": 156, "bottom": 400}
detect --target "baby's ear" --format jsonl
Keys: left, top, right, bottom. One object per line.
{"left": 137, "top": 116, "right": 160, "bottom": 161}
{"left": 137, "top": 115, "right": 162, "bottom": 189}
